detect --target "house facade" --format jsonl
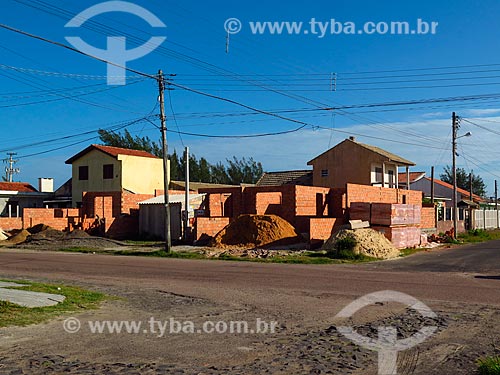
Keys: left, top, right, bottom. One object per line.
{"left": 410, "top": 177, "right": 484, "bottom": 206}
{"left": 307, "top": 137, "right": 415, "bottom": 189}
{"left": 65, "top": 144, "right": 166, "bottom": 207}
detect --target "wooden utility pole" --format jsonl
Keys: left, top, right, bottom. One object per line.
{"left": 496, "top": 180, "right": 498, "bottom": 229}
{"left": 158, "top": 70, "right": 171, "bottom": 252}
{"left": 183, "top": 146, "right": 190, "bottom": 241}
{"left": 469, "top": 172, "right": 473, "bottom": 201}
{"left": 430, "top": 166, "right": 435, "bottom": 204}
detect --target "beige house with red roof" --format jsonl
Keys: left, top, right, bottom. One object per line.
{"left": 307, "top": 137, "right": 415, "bottom": 189}
{"left": 65, "top": 144, "right": 166, "bottom": 207}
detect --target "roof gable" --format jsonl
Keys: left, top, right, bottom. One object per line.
{"left": 308, "top": 138, "right": 415, "bottom": 166}
{"left": 256, "top": 170, "right": 313, "bottom": 186}
{"left": 398, "top": 171, "right": 426, "bottom": 184}
{"left": 65, "top": 144, "right": 159, "bottom": 164}
{"left": 0, "top": 182, "right": 38, "bottom": 193}
{"left": 424, "top": 177, "right": 484, "bottom": 202}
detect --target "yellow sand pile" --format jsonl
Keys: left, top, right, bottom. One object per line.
{"left": 211, "top": 214, "right": 302, "bottom": 248}
{"left": 322, "top": 228, "right": 400, "bottom": 259}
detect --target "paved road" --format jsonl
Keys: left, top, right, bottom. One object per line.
{"left": 364, "top": 240, "right": 500, "bottom": 274}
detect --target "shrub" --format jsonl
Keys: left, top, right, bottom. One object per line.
{"left": 478, "top": 356, "right": 500, "bottom": 375}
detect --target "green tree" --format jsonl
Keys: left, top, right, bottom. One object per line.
{"left": 226, "top": 156, "right": 263, "bottom": 184}
{"left": 440, "top": 166, "right": 487, "bottom": 197}
{"left": 98, "top": 129, "right": 162, "bottom": 157}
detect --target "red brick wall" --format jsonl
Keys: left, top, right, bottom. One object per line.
{"left": 0, "top": 217, "right": 22, "bottom": 230}
{"left": 23, "top": 208, "right": 80, "bottom": 231}
{"left": 195, "top": 217, "right": 230, "bottom": 240}
{"left": 370, "top": 204, "right": 421, "bottom": 226}
{"left": 420, "top": 206, "right": 436, "bottom": 229}
{"left": 346, "top": 184, "right": 422, "bottom": 207}
{"left": 372, "top": 226, "right": 421, "bottom": 249}
{"left": 255, "top": 192, "right": 282, "bottom": 215}
{"left": 309, "top": 217, "right": 343, "bottom": 243}
{"left": 121, "top": 192, "right": 154, "bottom": 215}
{"left": 295, "top": 185, "right": 331, "bottom": 216}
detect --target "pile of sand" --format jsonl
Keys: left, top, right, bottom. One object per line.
{"left": 322, "top": 228, "right": 400, "bottom": 260}
{"left": 4, "top": 229, "right": 31, "bottom": 245}
{"left": 211, "top": 214, "right": 303, "bottom": 248}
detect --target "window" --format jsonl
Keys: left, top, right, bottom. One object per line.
{"left": 321, "top": 169, "right": 329, "bottom": 177}
{"left": 79, "top": 166, "right": 89, "bottom": 181}
{"left": 103, "top": 164, "right": 114, "bottom": 179}
{"left": 375, "top": 167, "right": 383, "bottom": 183}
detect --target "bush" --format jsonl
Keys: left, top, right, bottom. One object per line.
{"left": 478, "top": 356, "right": 500, "bottom": 375}
{"left": 326, "top": 236, "right": 359, "bottom": 259}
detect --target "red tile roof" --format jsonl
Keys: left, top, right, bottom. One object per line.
{"left": 424, "top": 177, "right": 484, "bottom": 202}
{"left": 65, "top": 144, "right": 159, "bottom": 164}
{"left": 398, "top": 171, "right": 426, "bottom": 184}
{"left": 0, "top": 182, "right": 38, "bottom": 193}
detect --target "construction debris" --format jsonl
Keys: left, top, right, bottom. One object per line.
{"left": 211, "top": 214, "right": 303, "bottom": 248}
{"left": 322, "top": 228, "right": 400, "bottom": 259}
{"left": 0, "top": 229, "right": 8, "bottom": 241}
{"left": 348, "top": 220, "right": 370, "bottom": 230}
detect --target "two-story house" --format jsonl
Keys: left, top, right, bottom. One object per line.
{"left": 65, "top": 144, "right": 166, "bottom": 207}
{"left": 307, "top": 137, "right": 415, "bottom": 189}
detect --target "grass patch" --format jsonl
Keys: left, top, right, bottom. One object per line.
{"left": 399, "top": 247, "right": 426, "bottom": 257}
{"left": 0, "top": 279, "right": 106, "bottom": 328}
{"left": 478, "top": 356, "right": 500, "bottom": 375}
{"left": 459, "top": 229, "right": 500, "bottom": 244}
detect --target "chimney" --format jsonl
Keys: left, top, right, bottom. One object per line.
{"left": 349, "top": 136, "right": 356, "bottom": 141}
{"left": 38, "top": 178, "right": 54, "bottom": 193}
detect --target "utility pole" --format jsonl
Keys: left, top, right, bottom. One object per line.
{"left": 469, "top": 172, "right": 473, "bottom": 201}
{"left": 158, "top": 70, "right": 171, "bottom": 252}
{"left": 183, "top": 146, "right": 190, "bottom": 242}
{"left": 430, "top": 166, "right": 435, "bottom": 204}
{"left": 496, "top": 180, "right": 498, "bottom": 229}
{"left": 452, "top": 112, "right": 458, "bottom": 239}
{"left": 3, "top": 152, "right": 20, "bottom": 182}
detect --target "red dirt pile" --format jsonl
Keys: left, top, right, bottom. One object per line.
{"left": 211, "top": 214, "right": 303, "bottom": 248}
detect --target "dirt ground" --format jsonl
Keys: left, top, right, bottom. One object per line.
{"left": 0, "top": 247, "right": 499, "bottom": 374}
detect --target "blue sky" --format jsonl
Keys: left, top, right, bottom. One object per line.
{"left": 2, "top": 0, "right": 500, "bottom": 195}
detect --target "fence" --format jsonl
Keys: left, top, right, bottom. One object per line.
{"left": 473, "top": 209, "right": 500, "bottom": 230}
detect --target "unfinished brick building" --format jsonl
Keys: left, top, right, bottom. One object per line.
{"left": 196, "top": 183, "right": 428, "bottom": 248}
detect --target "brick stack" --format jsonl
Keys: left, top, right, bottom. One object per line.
{"left": 350, "top": 203, "right": 422, "bottom": 249}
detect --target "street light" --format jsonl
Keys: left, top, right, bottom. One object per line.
{"left": 452, "top": 112, "right": 472, "bottom": 239}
